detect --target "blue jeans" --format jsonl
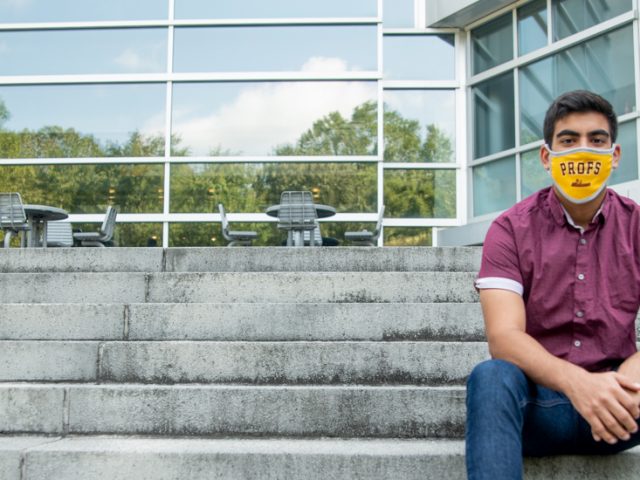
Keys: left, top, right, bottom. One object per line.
{"left": 465, "top": 359, "right": 640, "bottom": 480}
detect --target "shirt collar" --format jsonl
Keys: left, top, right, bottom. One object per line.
{"left": 545, "top": 187, "right": 609, "bottom": 232}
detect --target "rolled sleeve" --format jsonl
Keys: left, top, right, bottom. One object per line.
{"left": 476, "top": 216, "right": 524, "bottom": 294}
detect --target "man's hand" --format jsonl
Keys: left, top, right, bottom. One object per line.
{"left": 565, "top": 369, "right": 640, "bottom": 444}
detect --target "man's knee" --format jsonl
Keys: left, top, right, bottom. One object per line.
{"left": 467, "top": 359, "right": 528, "bottom": 397}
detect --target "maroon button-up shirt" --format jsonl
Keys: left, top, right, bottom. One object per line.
{"left": 477, "top": 187, "right": 640, "bottom": 372}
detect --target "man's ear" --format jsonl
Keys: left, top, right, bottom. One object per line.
{"left": 540, "top": 144, "right": 551, "bottom": 171}
{"left": 612, "top": 143, "right": 621, "bottom": 170}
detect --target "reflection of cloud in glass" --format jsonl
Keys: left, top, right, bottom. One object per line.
{"left": 113, "top": 42, "right": 165, "bottom": 73}
{"left": 173, "top": 58, "right": 377, "bottom": 156}
{"left": 385, "top": 90, "right": 456, "bottom": 140}
{"left": 3, "top": 0, "right": 32, "bottom": 8}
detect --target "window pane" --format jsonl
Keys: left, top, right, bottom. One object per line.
{"left": 520, "top": 26, "right": 635, "bottom": 144}
{"left": 472, "top": 13, "right": 513, "bottom": 75}
{"left": 0, "top": 164, "right": 164, "bottom": 214}
{"left": 473, "top": 71, "right": 515, "bottom": 158}
{"left": 0, "top": 85, "right": 166, "bottom": 158}
{"left": 174, "top": 26, "right": 376, "bottom": 73}
{"left": 518, "top": 0, "right": 547, "bottom": 56}
{"left": 0, "top": 0, "right": 167, "bottom": 22}
{"left": 611, "top": 120, "right": 638, "bottom": 185}
{"left": 384, "top": 169, "right": 456, "bottom": 218}
{"left": 384, "top": 90, "right": 455, "bottom": 162}
{"left": 473, "top": 156, "right": 516, "bottom": 216}
{"left": 170, "top": 163, "right": 377, "bottom": 213}
{"left": 175, "top": 0, "right": 377, "bottom": 19}
{"left": 383, "top": 0, "right": 414, "bottom": 28}
{"left": 171, "top": 82, "right": 377, "bottom": 156}
{"left": 73, "top": 222, "right": 162, "bottom": 247}
{"left": 0, "top": 29, "right": 167, "bottom": 76}
{"left": 384, "top": 227, "right": 432, "bottom": 246}
{"left": 519, "top": 57, "right": 552, "bottom": 144}
{"left": 553, "top": 0, "right": 632, "bottom": 40}
{"left": 521, "top": 149, "right": 550, "bottom": 198}
{"left": 384, "top": 35, "right": 455, "bottom": 80}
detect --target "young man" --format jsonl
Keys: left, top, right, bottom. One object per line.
{"left": 466, "top": 90, "right": 640, "bottom": 479}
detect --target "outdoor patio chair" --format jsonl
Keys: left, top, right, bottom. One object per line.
{"left": 0, "top": 192, "right": 30, "bottom": 248}
{"left": 277, "top": 191, "right": 317, "bottom": 246}
{"left": 218, "top": 203, "right": 258, "bottom": 246}
{"left": 46, "top": 220, "right": 74, "bottom": 247}
{"left": 303, "top": 222, "right": 323, "bottom": 246}
{"left": 345, "top": 205, "right": 385, "bottom": 246}
{"left": 73, "top": 206, "right": 117, "bottom": 247}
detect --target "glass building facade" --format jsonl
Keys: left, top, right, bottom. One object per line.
{"left": 0, "top": 0, "right": 637, "bottom": 246}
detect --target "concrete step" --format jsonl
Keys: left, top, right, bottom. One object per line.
{"left": 0, "top": 383, "right": 465, "bottom": 437}
{"left": 99, "top": 341, "right": 489, "bottom": 385}
{"left": 1, "top": 302, "right": 484, "bottom": 341}
{"left": 0, "top": 247, "right": 482, "bottom": 273}
{"left": 4, "top": 436, "right": 640, "bottom": 480}
{"left": 0, "top": 341, "right": 488, "bottom": 384}
{"left": 0, "top": 272, "right": 479, "bottom": 304}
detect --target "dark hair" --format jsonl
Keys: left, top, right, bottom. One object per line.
{"left": 543, "top": 90, "right": 618, "bottom": 146}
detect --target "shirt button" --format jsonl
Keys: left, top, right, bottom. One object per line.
{"left": 577, "top": 273, "right": 585, "bottom": 280}
{"left": 574, "top": 340, "right": 581, "bottom": 347}
{"left": 576, "top": 311, "right": 584, "bottom": 318}
{"left": 580, "top": 238, "right": 587, "bottom": 245}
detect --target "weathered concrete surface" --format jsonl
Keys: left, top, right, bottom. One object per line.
{"left": 0, "top": 341, "right": 99, "bottom": 381}
{"left": 67, "top": 385, "right": 466, "bottom": 438}
{"left": 15, "top": 436, "right": 640, "bottom": 480}
{"left": 0, "top": 436, "right": 61, "bottom": 480}
{"left": 0, "top": 273, "right": 147, "bottom": 303}
{"left": 21, "top": 437, "right": 466, "bottom": 480}
{"left": 127, "top": 302, "right": 484, "bottom": 341}
{"left": 100, "top": 341, "right": 489, "bottom": 385}
{"left": 1, "top": 304, "right": 124, "bottom": 340}
{"left": 147, "top": 272, "right": 479, "bottom": 304}
{"left": 1, "top": 271, "right": 477, "bottom": 304}
{"left": 0, "top": 385, "right": 65, "bottom": 433}
{"left": 0, "top": 247, "right": 482, "bottom": 273}
{"left": 164, "top": 247, "right": 482, "bottom": 272}
{"left": 0, "top": 248, "right": 163, "bottom": 273}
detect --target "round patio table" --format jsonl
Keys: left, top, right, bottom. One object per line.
{"left": 23, "top": 204, "right": 69, "bottom": 248}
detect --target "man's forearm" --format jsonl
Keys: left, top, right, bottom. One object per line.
{"left": 618, "top": 352, "right": 640, "bottom": 382}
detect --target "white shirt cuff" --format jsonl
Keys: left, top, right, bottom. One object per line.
{"left": 475, "top": 277, "right": 524, "bottom": 295}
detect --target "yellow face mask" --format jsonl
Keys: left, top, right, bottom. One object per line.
{"left": 546, "top": 145, "right": 616, "bottom": 204}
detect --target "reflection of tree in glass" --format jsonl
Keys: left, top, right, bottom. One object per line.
{"left": 0, "top": 99, "right": 456, "bottom": 246}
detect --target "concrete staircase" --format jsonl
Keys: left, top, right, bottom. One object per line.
{"left": 0, "top": 247, "right": 638, "bottom": 479}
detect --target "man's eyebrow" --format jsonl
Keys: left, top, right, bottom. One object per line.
{"left": 587, "top": 129, "right": 610, "bottom": 137}
{"left": 554, "top": 129, "right": 610, "bottom": 137}
{"left": 555, "top": 129, "right": 579, "bottom": 137}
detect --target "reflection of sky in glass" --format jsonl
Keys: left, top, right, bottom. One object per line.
{"left": 175, "top": 0, "right": 376, "bottom": 19}
{"left": 0, "top": 29, "right": 167, "bottom": 75}
{"left": 172, "top": 81, "right": 377, "bottom": 156}
{"left": 383, "top": 0, "right": 414, "bottom": 28}
{"left": 384, "top": 90, "right": 456, "bottom": 161}
{"left": 517, "top": 0, "right": 547, "bottom": 56}
{"left": 0, "top": 84, "right": 165, "bottom": 145}
{"left": 174, "top": 26, "right": 376, "bottom": 73}
{"left": 384, "top": 35, "right": 455, "bottom": 80}
{"left": 0, "top": 0, "right": 167, "bottom": 22}
{"left": 473, "top": 156, "right": 516, "bottom": 216}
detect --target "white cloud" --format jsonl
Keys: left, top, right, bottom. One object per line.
{"left": 1, "top": 0, "right": 32, "bottom": 7}
{"left": 114, "top": 47, "right": 163, "bottom": 73}
{"left": 173, "top": 57, "right": 376, "bottom": 156}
